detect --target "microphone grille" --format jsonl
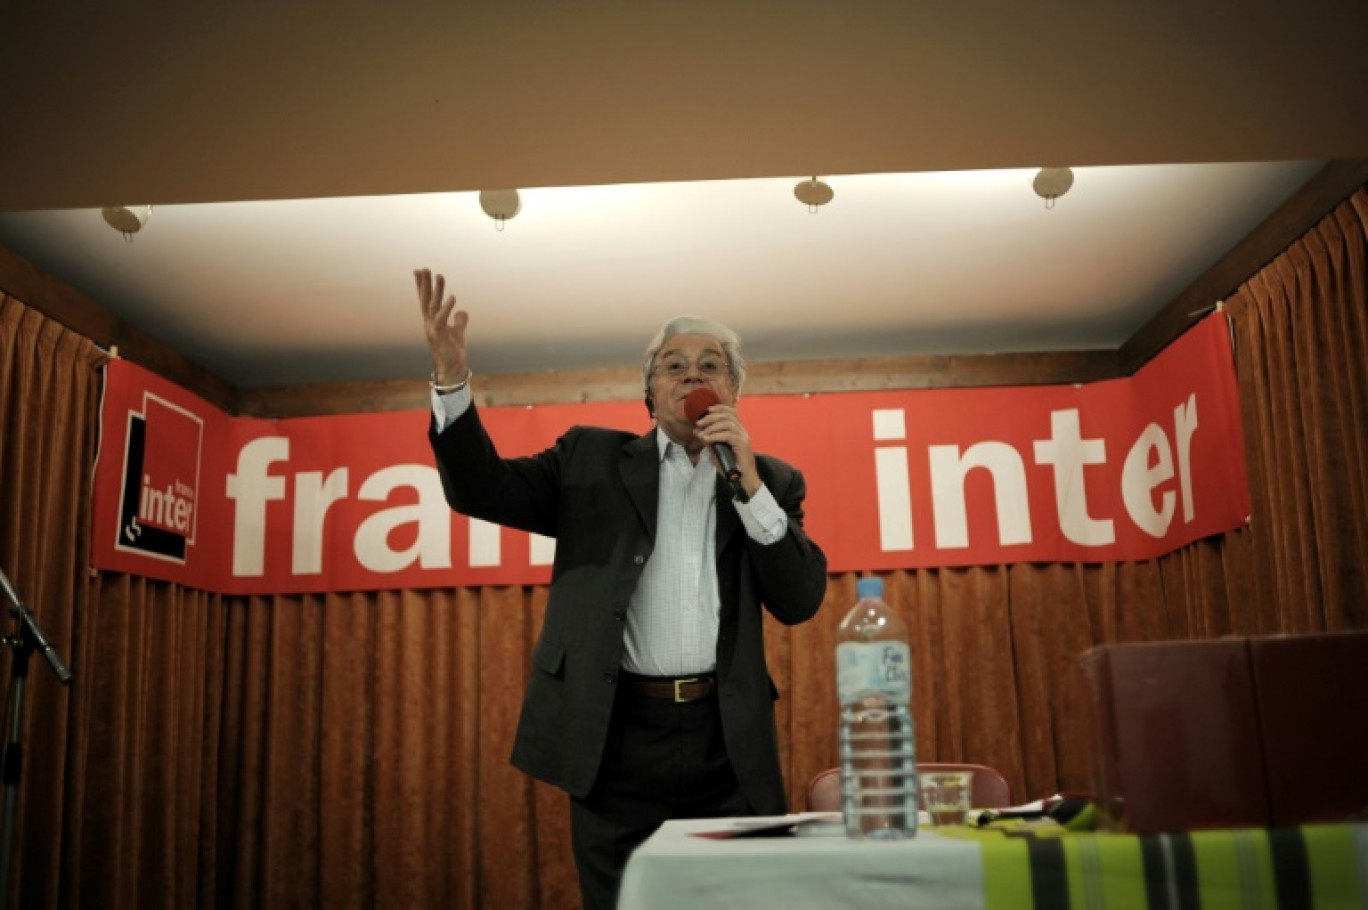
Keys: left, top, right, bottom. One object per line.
{"left": 684, "top": 388, "right": 721, "bottom": 423}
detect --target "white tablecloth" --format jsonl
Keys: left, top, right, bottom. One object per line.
{"left": 617, "top": 815, "right": 986, "bottom": 910}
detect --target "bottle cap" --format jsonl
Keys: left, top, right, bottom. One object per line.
{"left": 856, "top": 577, "right": 883, "bottom": 600}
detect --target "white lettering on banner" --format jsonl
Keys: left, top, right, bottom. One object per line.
{"left": 294, "top": 469, "right": 349, "bottom": 574}
{"left": 530, "top": 532, "right": 556, "bottom": 566}
{"left": 872, "top": 410, "right": 914, "bottom": 552}
{"left": 140, "top": 476, "right": 194, "bottom": 532}
{"left": 875, "top": 448, "right": 914, "bottom": 551}
{"left": 873, "top": 399, "right": 1201, "bottom": 552}
{"left": 1122, "top": 425, "right": 1174, "bottom": 537}
{"left": 1121, "top": 394, "right": 1199, "bottom": 538}
{"left": 930, "top": 442, "right": 1032, "bottom": 549}
{"left": 1033, "top": 409, "right": 1114, "bottom": 546}
{"left": 227, "top": 441, "right": 462, "bottom": 577}
{"left": 355, "top": 465, "right": 452, "bottom": 573}
{"left": 226, "top": 437, "right": 291, "bottom": 576}
{"left": 1175, "top": 395, "right": 1198, "bottom": 523}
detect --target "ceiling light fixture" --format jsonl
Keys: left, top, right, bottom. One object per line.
{"left": 479, "top": 189, "right": 521, "bottom": 231}
{"left": 793, "top": 177, "right": 834, "bottom": 214}
{"left": 101, "top": 205, "right": 153, "bottom": 241}
{"left": 1032, "top": 168, "right": 1074, "bottom": 209}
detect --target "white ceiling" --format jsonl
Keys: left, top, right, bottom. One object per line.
{"left": 1, "top": 3, "right": 1364, "bottom": 389}
{"left": 0, "top": 162, "right": 1326, "bottom": 387}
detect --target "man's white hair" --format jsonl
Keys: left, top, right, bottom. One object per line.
{"left": 641, "top": 316, "right": 747, "bottom": 413}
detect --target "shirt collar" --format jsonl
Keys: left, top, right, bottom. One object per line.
{"left": 655, "top": 428, "right": 676, "bottom": 463}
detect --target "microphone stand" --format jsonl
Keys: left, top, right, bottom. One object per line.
{"left": 0, "top": 568, "right": 73, "bottom": 910}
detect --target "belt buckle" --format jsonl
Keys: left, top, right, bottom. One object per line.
{"left": 673, "top": 677, "right": 700, "bottom": 703}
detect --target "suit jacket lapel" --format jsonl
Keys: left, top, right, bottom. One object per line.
{"left": 620, "top": 430, "right": 660, "bottom": 537}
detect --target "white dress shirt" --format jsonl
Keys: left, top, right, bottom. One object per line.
{"left": 432, "top": 386, "right": 789, "bottom": 676}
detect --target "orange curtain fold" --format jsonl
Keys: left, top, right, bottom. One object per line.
{"left": 0, "top": 184, "right": 1364, "bottom": 909}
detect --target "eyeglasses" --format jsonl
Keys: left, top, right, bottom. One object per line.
{"left": 654, "top": 354, "right": 730, "bottom": 381}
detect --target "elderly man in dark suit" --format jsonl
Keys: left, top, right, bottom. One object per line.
{"left": 416, "top": 269, "right": 828, "bottom": 910}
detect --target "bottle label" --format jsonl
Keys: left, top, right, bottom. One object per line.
{"left": 836, "top": 641, "right": 912, "bottom": 703}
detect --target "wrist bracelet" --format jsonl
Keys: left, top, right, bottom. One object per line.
{"left": 430, "top": 368, "right": 473, "bottom": 394}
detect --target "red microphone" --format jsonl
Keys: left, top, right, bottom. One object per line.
{"left": 684, "top": 388, "right": 743, "bottom": 488}
{"left": 684, "top": 387, "right": 721, "bottom": 424}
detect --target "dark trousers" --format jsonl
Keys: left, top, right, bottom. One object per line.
{"left": 569, "top": 674, "right": 752, "bottom": 910}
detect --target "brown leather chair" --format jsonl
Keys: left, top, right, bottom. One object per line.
{"left": 804, "top": 762, "right": 1014, "bottom": 812}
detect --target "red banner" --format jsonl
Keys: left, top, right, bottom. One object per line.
{"left": 91, "top": 316, "right": 1249, "bottom": 594}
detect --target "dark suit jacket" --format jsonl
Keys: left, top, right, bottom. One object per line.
{"left": 430, "top": 404, "right": 827, "bottom": 813}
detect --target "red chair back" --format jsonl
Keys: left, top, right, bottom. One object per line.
{"left": 804, "top": 762, "right": 1014, "bottom": 812}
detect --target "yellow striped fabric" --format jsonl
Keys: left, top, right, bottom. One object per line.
{"left": 935, "top": 820, "right": 1367, "bottom": 909}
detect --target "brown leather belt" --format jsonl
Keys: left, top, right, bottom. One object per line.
{"left": 620, "top": 674, "right": 716, "bottom": 703}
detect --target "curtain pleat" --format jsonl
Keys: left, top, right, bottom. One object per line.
{"left": 1227, "top": 188, "right": 1368, "bottom": 632}
{"left": 0, "top": 184, "right": 1363, "bottom": 909}
{"left": 0, "top": 293, "right": 103, "bottom": 909}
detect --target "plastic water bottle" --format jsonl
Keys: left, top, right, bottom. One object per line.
{"left": 836, "top": 576, "right": 917, "bottom": 839}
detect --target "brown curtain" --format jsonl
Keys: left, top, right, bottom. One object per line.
{"left": 0, "top": 294, "right": 104, "bottom": 908}
{"left": 0, "top": 185, "right": 1364, "bottom": 909}
{"left": 1225, "top": 189, "right": 1368, "bottom": 631}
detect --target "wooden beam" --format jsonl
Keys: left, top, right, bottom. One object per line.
{"left": 0, "top": 245, "right": 238, "bottom": 413}
{"left": 1118, "top": 158, "right": 1368, "bottom": 374}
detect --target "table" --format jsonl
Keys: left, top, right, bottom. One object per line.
{"left": 617, "top": 814, "right": 1368, "bottom": 910}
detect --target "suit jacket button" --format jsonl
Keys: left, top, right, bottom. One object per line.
{"left": 612, "top": 611, "right": 626, "bottom": 622}
{"left": 633, "top": 554, "right": 645, "bottom": 565}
